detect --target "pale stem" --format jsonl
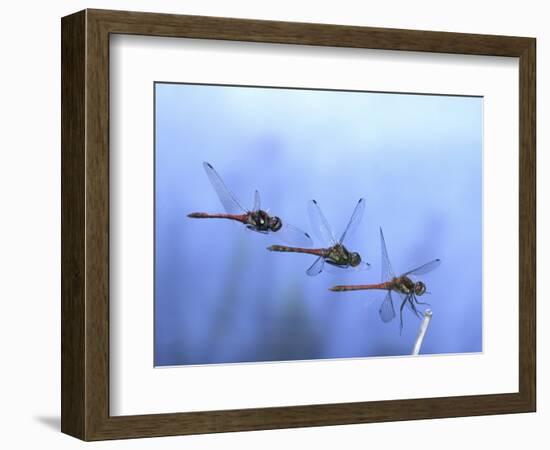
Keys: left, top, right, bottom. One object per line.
{"left": 412, "top": 309, "right": 432, "bottom": 356}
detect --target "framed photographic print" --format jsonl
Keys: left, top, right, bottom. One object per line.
{"left": 61, "top": 9, "right": 536, "bottom": 441}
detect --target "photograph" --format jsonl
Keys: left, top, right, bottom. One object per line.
{"left": 0, "top": 1, "right": 536, "bottom": 445}
{"left": 154, "top": 82, "right": 483, "bottom": 366}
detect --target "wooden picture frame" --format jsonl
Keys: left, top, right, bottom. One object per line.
{"left": 61, "top": 8, "right": 536, "bottom": 441}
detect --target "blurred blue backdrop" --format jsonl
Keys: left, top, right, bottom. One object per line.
{"left": 154, "top": 82, "right": 482, "bottom": 366}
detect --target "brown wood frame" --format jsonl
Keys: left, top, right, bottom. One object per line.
{"left": 61, "top": 8, "right": 536, "bottom": 441}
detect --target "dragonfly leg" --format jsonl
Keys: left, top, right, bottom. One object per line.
{"left": 413, "top": 295, "right": 431, "bottom": 307}
{"left": 415, "top": 300, "right": 431, "bottom": 307}
{"left": 247, "top": 224, "right": 268, "bottom": 234}
{"left": 399, "top": 296, "right": 408, "bottom": 335}
{"left": 409, "top": 296, "right": 422, "bottom": 318}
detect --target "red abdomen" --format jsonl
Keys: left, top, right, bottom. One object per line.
{"left": 330, "top": 281, "right": 392, "bottom": 292}
{"left": 188, "top": 212, "right": 248, "bottom": 224}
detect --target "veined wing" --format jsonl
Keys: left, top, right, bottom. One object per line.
{"left": 308, "top": 199, "right": 337, "bottom": 246}
{"left": 306, "top": 256, "right": 325, "bottom": 276}
{"left": 338, "top": 198, "right": 365, "bottom": 244}
{"left": 274, "top": 222, "right": 313, "bottom": 247}
{"left": 403, "top": 259, "right": 441, "bottom": 277}
{"left": 379, "top": 227, "right": 395, "bottom": 282}
{"left": 202, "top": 162, "right": 246, "bottom": 214}
{"left": 379, "top": 291, "right": 396, "bottom": 323}
{"left": 252, "top": 189, "right": 261, "bottom": 212}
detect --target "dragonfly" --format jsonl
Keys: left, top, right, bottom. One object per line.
{"left": 267, "top": 198, "right": 370, "bottom": 276}
{"left": 187, "top": 162, "right": 313, "bottom": 247}
{"left": 330, "top": 227, "right": 440, "bottom": 333}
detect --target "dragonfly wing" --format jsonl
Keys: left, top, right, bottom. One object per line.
{"left": 379, "top": 291, "right": 396, "bottom": 323}
{"left": 380, "top": 227, "right": 395, "bottom": 282}
{"left": 403, "top": 259, "right": 441, "bottom": 277}
{"left": 202, "top": 162, "right": 246, "bottom": 214}
{"left": 306, "top": 256, "right": 325, "bottom": 276}
{"left": 338, "top": 198, "right": 366, "bottom": 244}
{"left": 308, "top": 199, "right": 337, "bottom": 246}
{"left": 274, "top": 222, "right": 313, "bottom": 247}
{"left": 253, "top": 189, "right": 261, "bottom": 212}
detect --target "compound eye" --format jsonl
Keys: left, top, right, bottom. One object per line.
{"left": 351, "top": 252, "right": 361, "bottom": 267}
{"left": 415, "top": 282, "right": 426, "bottom": 296}
{"left": 270, "top": 217, "right": 282, "bottom": 231}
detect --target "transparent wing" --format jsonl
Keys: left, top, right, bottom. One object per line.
{"left": 379, "top": 291, "right": 396, "bottom": 323}
{"left": 202, "top": 162, "right": 246, "bottom": 214}
{"left": 380, "top": 227, "right": 395, "bottom": 282}
{"left": 403, "top": 259, "right": 441, "bottom": 277}
{"left": 252, "top": 189, "right": 261, "bottom": 212}
{"left": 306, "top": 256, "right": 325, "bottom": 276}
{"left": 273, "top": 222, "right": 313, "bottom": 247}
{"left": 339, "top": 198, "right": 366, "bottom": 244}
{"left": 308, "top": 200, "right": 337, "bottom": 246}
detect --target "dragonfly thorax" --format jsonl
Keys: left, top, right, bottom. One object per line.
{"left": 326, "top": 244, "right": 361, "bottom": 267}
{"left": 248, "top": 210, "right": 282, "bottom": 232}
{"left": 393, "top": 276, "right": 415, "bottom": 295}
{"left": 393, "top": 277, "right": 427, "bottom": 296}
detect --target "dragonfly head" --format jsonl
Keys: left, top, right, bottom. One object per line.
{"left": 349, "top": 252, "right": 361, "bottom": 267}
{"left": 414, "top": 281, "right": 427, "bottom": 296}
{"left": 269, "top": 216, "right": 282, "bottom": 232}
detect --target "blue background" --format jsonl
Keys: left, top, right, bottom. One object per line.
{"left": 154, "top": 83, "right": 482, "bottom": 366}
